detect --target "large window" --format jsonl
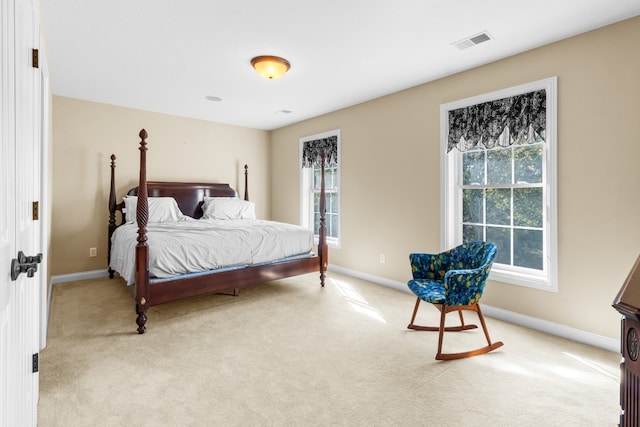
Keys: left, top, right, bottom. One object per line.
{"left": 300, "top": 130, "right": 340, "bottom": 248}
{"left": 441, "top": 78, "right": 557, "bottom": 291}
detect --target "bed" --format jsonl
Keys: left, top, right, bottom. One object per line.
{"left": 108, "top": 129, "right": 328, "bottom": 333}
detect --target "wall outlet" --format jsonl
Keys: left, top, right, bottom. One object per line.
{"left": 89, "top": 247, "right": 97, "bottom": 257}
{"left": 379, "top": 253, "right": 385, "bottom": 264}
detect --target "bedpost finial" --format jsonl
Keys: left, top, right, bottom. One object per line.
{"left": 111, "top": 154, "right": 116, "bottom": 161}
{"left": 139, "top": 129, "right": 148, "bottom": 140}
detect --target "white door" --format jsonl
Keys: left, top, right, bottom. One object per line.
{"left": 0, "top": 0, "right": 19, "bottom": 421}
{"left": 1, "top": 0, "right": 43, "bottom": 425}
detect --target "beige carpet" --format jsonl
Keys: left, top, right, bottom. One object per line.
{"left": 39, "top": 272, "right": 620, "bottom": 426}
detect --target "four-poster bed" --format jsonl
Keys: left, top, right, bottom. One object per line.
{"left": 108, "top": 129, "right": 329, "bottom": 333}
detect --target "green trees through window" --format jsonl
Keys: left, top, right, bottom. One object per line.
{"left": 461, "top": 143, "right": 544, "bottom": 270}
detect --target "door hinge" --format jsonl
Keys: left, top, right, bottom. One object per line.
{"left": 32, "top": 49, "right": 39, "bottom": 68}
{"left": 32, "top": 353, "right": 39, "bottom": 373}
{"left": 32, "top": 201, "right": 39, "bottom": 220}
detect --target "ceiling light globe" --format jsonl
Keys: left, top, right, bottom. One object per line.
{"left": 251, "top": 56, "right": 290, "bottom": 80}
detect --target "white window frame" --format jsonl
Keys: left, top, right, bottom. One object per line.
{"left": 441, "top": 77, "right": 558, "bottom": 291}
{"left": 299, "top": 129, "right": 341, "bottom": 249}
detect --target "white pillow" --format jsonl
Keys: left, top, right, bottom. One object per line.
{"left": 123, "top": 196, "right": 184, "bottom": 223}
{"left": 201, "top": 198, "right": 256, "bottom": 220}
{"left": 203, "top": 195, "right": 238, "bottom": 202}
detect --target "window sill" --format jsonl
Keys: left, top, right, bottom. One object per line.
{"left": 489, "top": 268, "right": 557, "bottom": 292}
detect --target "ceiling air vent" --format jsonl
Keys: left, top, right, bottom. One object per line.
{"left": 452, "top": 31, "right": 492, "bottom": 50}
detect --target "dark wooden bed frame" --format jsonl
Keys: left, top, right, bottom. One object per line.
{"left": 108, "top": 129, "right": 328, "bottom": 333}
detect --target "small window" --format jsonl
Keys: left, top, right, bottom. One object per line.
{"left": 300, "top": 130, "right": 341, "bottom": 248}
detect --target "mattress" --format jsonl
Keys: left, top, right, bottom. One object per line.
{"left": 110, "top": 218, "right": 314, "bottom": 285}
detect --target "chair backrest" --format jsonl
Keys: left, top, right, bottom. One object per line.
{"left": 450, "top": 241, "right": 497, "bottom": 270}
{"left": 409, "top": 241, "right": 497, "bottom": 280}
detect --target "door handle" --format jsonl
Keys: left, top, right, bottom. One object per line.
{"left": 10, "top": 251, "right": 43, "bottom": 281}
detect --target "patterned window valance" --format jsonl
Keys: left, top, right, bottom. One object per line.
{"left": 448, "top": 89, "right": 546, "bottom": 152}
{"left": 301, "top": 135, "right": 338, "bottom": 168}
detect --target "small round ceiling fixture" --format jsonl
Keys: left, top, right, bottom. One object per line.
{"left": 205, "top": 95, "right": 222, "bottom": 102}
{"left": 251, "top": 55, "right": 291, "bottom": 80}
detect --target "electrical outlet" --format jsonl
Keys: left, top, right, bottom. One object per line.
{"left": 379, "top": 253, "right": 385, "bottom": 264}
{"left": 89, "top": 247, "right": 97, "bottom": 257}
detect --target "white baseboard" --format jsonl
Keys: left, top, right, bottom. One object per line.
{"left": 46, "top": 269, "right": 111, "bottom": 338}
{"left": 328, "top": 264, "right": 619, "bottom": 353}
{"left": 50, "top": 269, "right": 110, "bottom": 285}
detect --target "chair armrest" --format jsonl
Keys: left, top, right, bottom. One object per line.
{"left": 444, "top": 263, "right": 493, "bottom": 305}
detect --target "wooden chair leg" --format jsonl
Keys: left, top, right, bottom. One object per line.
{"left": 476, "top": 304, "right": 502, "bottom": 349}
{"left": 436, "top": 304, "right": 447, "bottom": 358}
{"left": 435, "top": 304, "right": 504, "bottom": 361}
{"left": 408, "top": 300, "right": 503, "bottom": 360}
{"left": 458, "top": 309, "right": 465, "bottom": 326}
{"left": 407, "top": 297, "right": 421, "bottom": 329}
{"left": 408, "top": 302, "right": 478, "bottom": 332}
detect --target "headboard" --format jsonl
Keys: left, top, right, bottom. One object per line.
{"left": 107, "top": 142, "right": 251, "bottom": 272}
{"left": 126, "top": 181, "right": 238, "bottom": 219}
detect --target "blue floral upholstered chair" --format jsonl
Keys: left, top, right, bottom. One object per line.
{"left": 407, "top": 241, "right": 503, "bottom": 360}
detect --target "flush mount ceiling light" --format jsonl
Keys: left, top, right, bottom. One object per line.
{"left": 251, "top": 55, "right": 291, "bottom": 80}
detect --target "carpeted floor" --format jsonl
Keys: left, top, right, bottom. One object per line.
{"left": 39, "top": 272, "right": 620, "bottom": 426}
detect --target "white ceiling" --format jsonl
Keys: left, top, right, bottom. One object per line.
{"left": 41, "top": 0, "right": 640, "bottom": 131}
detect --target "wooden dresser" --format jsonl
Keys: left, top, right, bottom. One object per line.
{"left": 612, "top": 255, "right": 640, "bottom": 426}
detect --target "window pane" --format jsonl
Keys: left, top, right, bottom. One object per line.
{"left": 327, "top": 193, "right": 338, "bottom": 214}
{"left": 463, "top": 189, "right": 483, "bottom": 223}
{"left": 463, "top": 151, "right": 484, "bottom": 185}
{"left": 313, "top": 212, "right": 320, "bottom": 234}
{"left": 514, "top": 188, "right": 543, "bottom": 228}
{"left": 313, "top": 213, "right": 337, "bottom": 238}
{"left": 313, "top": 169, "right": 322, "bottom": 190}
{"left": 329, "top": 214, "right": 339, "bottom": 238}
{"left": 514, "top": 144, "right": 543, "bottom": 184}
{"left": 514, "top": 229, "right": 543, "bottom": 269}
{"left": 325, "top": 214, "right": 331, "bottom": 236}
{"left": 314, "top": 192, "right": 338, "bottom": 214}
{"left": 325, "top": 167, "right": 335, "bottom": 189}
{"left": 463, "top": 225, "right": 484, "bottom": 242}
{"left": 487, "top": 148, "right": 512, "bottom": 185}
{"left": 487, "top": 226, "right": 511, "bottom": 265}
{"left": 486, "top": 188, "right": 511, "bottom": 225}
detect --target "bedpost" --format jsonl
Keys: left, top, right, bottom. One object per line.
{"left": 108, "top": 154, "right": 117, "bottom": 279}
{"left": 318, "top": 153, "right": 328, "bottom": 287}
{"left": 135, "top": 129, "right": 150, "bottom": 334}
{"left": 244, "top": 164, "right": 249, "bottom": 201}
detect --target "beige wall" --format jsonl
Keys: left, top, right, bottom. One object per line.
{"left": 51, "top": 97, "right": 270, "bottom": 275}
{"left": 270, "top": 16, "right": 640, "bottom": 340}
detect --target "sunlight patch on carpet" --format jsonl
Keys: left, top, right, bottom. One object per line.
{"left": 563, "top": 352, "right": 619, "bottom": 381}
{"left": 331, "top": 278, "right": 387, "bottom": 323}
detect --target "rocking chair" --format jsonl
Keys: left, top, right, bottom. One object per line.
{"left": 407, "top": 241, "right": 503, "bottom": 360}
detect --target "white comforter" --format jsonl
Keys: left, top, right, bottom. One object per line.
{"left": 110, "top": 218, "right": 314, "bottom": 285}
